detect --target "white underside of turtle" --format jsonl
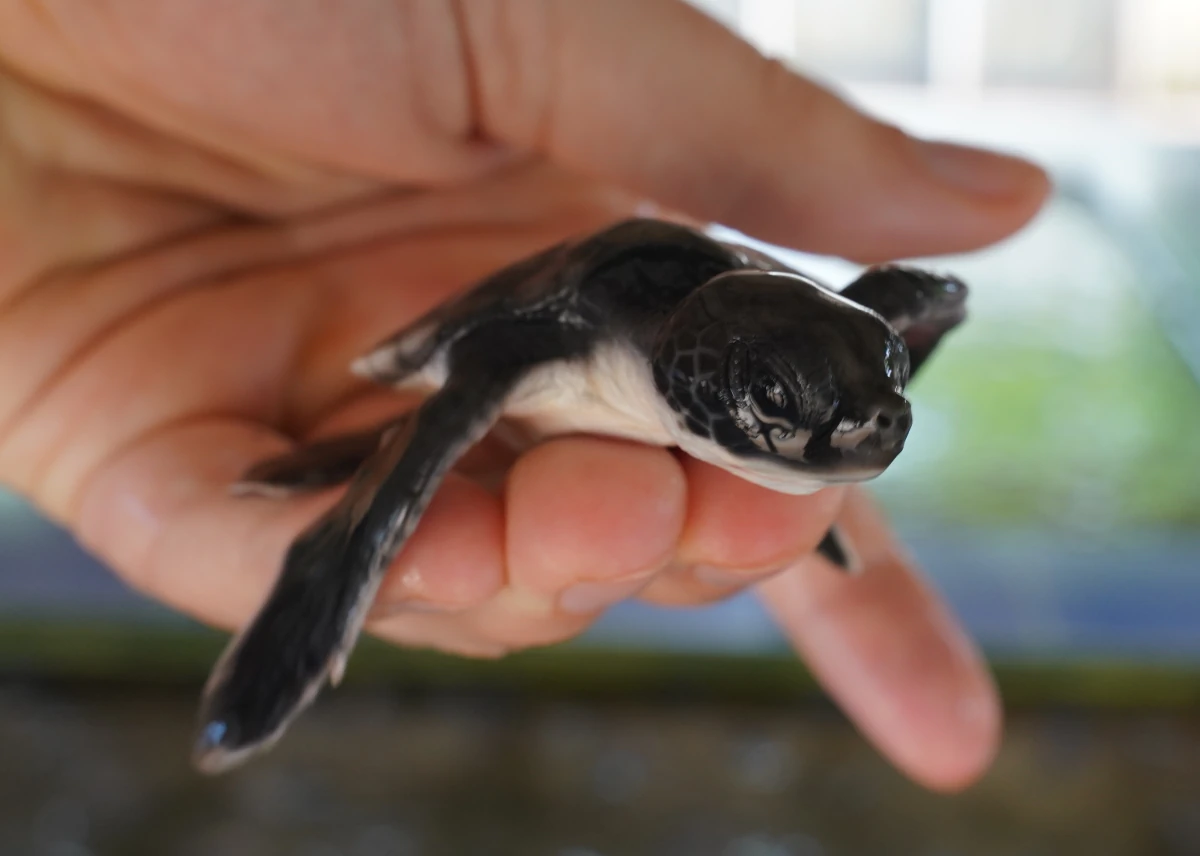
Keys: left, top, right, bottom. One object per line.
{"left": 391, "top": 340, "right": 833, "bottom": 496}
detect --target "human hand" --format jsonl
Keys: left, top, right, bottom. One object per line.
{"left": 0, "top": 0, "right": 1048, "bottom": 789}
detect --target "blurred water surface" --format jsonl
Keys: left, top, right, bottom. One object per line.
{"left": 4, "top": 684, "right": 1200, "bottom": 856}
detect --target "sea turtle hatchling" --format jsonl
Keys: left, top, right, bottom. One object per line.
{"left": 194, "top": 217, "right": 968, "bottom": 773}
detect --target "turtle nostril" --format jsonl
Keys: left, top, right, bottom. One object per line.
{"left": 868, "top": 395, "right": 912, "bottom": 447}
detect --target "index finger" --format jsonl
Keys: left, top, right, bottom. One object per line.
{"left": 757, "top": 488, "right": 1001, "bottom": 792}
{"left": 461, "top": 0, "right": 1050, "bottom": 260}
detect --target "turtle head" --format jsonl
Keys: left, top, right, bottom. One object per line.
{"left": 652, "top": 271, "right": 912, "bottom": 492}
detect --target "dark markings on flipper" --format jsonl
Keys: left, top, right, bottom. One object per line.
{"left": 194, "top": 320, "right": 593, "bottom": 774}
{"left": 231, "top": 415, "right": 413, "bottom": 498}
{"left": 839, "top": 265, "right": 968, "bottom": 376}
{"left": 816, "top": 526, "right": 859, "bottom": 574}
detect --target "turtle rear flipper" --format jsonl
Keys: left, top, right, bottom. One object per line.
{"left": 231, "top": 415, "right": 411, "bottom": 498}
{"left": 194, "top": 326, "right": 560, "bottom": 774}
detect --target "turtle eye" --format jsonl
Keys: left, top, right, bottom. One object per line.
{"left": 749, "top": 374, "right": 792, "bottom": 422}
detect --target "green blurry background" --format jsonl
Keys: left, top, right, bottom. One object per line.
{"left": 3, "top": 2, "right": 1200, "bottom": 854}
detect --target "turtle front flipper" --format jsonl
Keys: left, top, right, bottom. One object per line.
{"left": 231, "top": 415, "right": 412, "bottom": 498}
{"left": 194, "top": 332, "right": 540, "bottom": 774}
{"left": 840, "top": 265, "right": 968, "bottom": 376}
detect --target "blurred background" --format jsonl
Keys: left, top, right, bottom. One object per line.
{"left": 2, "top": 1, "right": 1199, "bottom": 854}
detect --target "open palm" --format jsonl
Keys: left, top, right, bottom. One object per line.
{"left": 0, "top": 0, "right": 1048, "bottom": 789}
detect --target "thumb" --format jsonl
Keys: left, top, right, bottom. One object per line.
{"left": 464, "top": 0, "right": 1049, "bottom": 261}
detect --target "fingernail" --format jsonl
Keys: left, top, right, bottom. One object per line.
{"left": 958, "top": 692, "right": 995, "bottom": 728}
{"left": 691, "top": 565, "right": 748, "bottom": 587}
{"left": 558, "top": 577, "right": 651, "bottom": 615}
{"left": 693, "top": 561, "right": 792, "bottom": 588}
{"left": 917, "top": 139, "right": 1045, "bottom": 199}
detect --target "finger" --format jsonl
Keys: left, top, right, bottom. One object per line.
{"left": 637, "top": 455, "right": 845, "bottom": 605}
{"left": 0, "top": 1, "right": 511, "bottom": 193}
{"left": 465, "top": 447, "right": 841, "bottom": 642}
{"left": 756, "top": 489, "right": 1001, "bottom": 792}
{"left": 464, "top": 0, "right": 1049, "bottom": 261}
{"left": 369, "top": 473, "right": 506, "bottom": 613}
{"left": 74, "top": 417, "right": 676, "bottom": 661}
{"left": 505, "top": 437, "right": 686, "bottom": 614}
{"left": 372, "top": 573, "right": 606, "bottom": 658}
{"left": 378, "top": 436, "right": 689, "bottom": 656}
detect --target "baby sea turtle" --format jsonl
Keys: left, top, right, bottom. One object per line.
{"left": 194, "top": 218, "right": 968, "bottom": 773}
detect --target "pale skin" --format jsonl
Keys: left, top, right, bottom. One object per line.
{"left": 0, "top": 1, "right": 1049, "bottom": 789}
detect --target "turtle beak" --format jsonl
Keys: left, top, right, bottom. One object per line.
{"left": 834, "top": 393, "right": 911, "bottom": 464}
{"left": 805, "top": 392, "right": 912, "bottom": 474}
